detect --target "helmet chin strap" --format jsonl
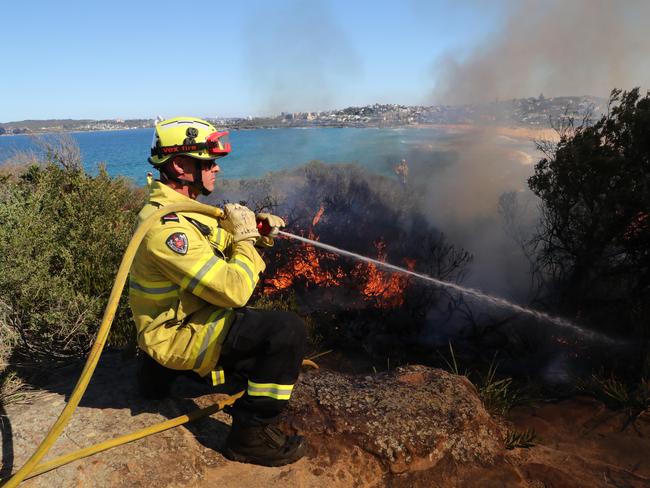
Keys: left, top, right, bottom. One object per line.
{"left": 193, "top": 160, "right": 212, "bottom": 196}
{"left": 160, "top": 161, "right": 210, "bottom": 196}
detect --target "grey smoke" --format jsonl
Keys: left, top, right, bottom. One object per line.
{"left": 242, "top": 0, "right": 361, "bottom": 115}
{"left": 432, "top": 0, "right": 650, "bottom": 104}
{"left": 408, "top": 128, "right": 541, "bottom": 301}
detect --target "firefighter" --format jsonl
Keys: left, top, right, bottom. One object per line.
{"left": 129, "top": 116, "right": 307, "bottom": 466}
{"left": 394, "top": 158, "right": 408, "bottom": 186}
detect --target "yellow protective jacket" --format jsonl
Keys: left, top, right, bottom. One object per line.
{"left": 129, "top": 180, "right": 266, "bottom": 377}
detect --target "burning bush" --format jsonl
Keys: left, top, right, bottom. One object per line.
{"left": 208, "top": 161, "right": 473, "bottom": 352}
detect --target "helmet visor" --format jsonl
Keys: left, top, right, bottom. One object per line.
{"left": 206, "top": 131, "right": 231, "bottom": 156}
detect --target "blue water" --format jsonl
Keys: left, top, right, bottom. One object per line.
{"left": 0, "top": 127, "right": 463, "bottom": 185}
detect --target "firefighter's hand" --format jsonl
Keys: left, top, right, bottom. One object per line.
{"left": 256, "top": 212, "right": 285, "bottom": 231}
{"left": 255, "top": 213, "right": 285, "bottom": 248}
{"left": 220, "top": 203, "right": 260, "bottom": 243}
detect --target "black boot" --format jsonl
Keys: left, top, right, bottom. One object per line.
{"left": 136, "top": 353, "right": 178, "bottom": 400}
{"left": 223, "top": 421, "right": 306, "bottom": 467}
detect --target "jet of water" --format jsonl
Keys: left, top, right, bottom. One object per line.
{"left": 278, "top": 230, "right": 622, "bottom": 345}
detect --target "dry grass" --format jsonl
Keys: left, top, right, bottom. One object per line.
{"left": 0, "top": 301, "right": 26, "bottom": 407}
{"left": 0, "top": 301, "right": 19, "bottom": 369}
{"left": 0, "top": 372, "right": 31, "bottom": 407}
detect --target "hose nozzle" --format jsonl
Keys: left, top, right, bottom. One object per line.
{"left": 257, "top": 219, "right": 279, "bottom": 237}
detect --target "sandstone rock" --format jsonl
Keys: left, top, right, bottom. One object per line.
{"left": 283, "top": 365, "right": 505, "bottom": 474}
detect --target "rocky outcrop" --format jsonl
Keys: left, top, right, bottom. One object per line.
{"left": 284, "top": 365, "right": 504, "bottom": 474}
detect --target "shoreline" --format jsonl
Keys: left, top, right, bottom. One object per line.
{"left": 0, "top": 123, "right": 559, "bottom": 140}
{"left": 0, "top": 126, "right": 146, "bottom": 137}
{"left": 417, "top": 123, "right": 560, "bottom": 141}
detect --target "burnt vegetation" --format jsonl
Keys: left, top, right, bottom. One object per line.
{"left": 210, "top": 161, "right": 474, "bottom": 364}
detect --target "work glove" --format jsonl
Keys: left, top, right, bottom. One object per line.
{"left": 220, "top": 203, "right": 260, "bottom": 244}
{"left": 255, "top": 212, "right": 286, "bottom": 248}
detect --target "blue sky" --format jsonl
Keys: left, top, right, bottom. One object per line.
{"left": 1, "top": 0, "right": 508, "bottom": 121}
{"left": 2, "top": 0, "right": 647, "bottom": 121}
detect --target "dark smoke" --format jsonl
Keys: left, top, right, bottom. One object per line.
{"left": 432, "top": 0, "right": 650, "bottom": 104}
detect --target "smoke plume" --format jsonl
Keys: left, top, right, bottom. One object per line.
{"left": 432, "top": 0, "right": 650, "bottom": 104}
{"left": 406, "top": 128, "right": 540, "bottom": 301}
{"left": 242, "top": 0, "right": 361, "bottom": 115}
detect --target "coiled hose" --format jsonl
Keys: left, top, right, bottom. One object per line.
{"left": 3, "top": 201, "right": 317, "bottom": 486}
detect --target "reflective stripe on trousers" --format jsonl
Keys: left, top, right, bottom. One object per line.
{"left": 247, "top": 380, "right": 294, "bottom": 401}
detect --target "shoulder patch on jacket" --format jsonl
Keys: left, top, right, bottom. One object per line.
{"left": 184, "top": 216, "right": 211, "bottom": 236}
{"left": 161, "top": 212, "right": 180, "bottom": 224}
{"left": 166, "top": 232, "right": 188, "bottom": 255}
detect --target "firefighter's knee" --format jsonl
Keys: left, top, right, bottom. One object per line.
{"left": 268, "top": 311, "right": 307, "bottom": 358}
{"left": 284, "top": 311, "right": 308, "bottom": 348}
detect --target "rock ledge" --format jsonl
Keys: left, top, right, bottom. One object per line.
{"left": 284, "top": 364, "right": 504, "bottom": 474}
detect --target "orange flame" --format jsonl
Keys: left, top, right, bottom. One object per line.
{"left": 312, "top": 204, "right": 325, "bottom": 227}
{"left": 264, "top": 204, "right": 344, "bottom": 293}
{"left": 264, "top": 242, "right": 345, "bottom": 292}
{"left": 352, "top": 241, "right": 415, "bottom": 308}
{"left": 264, "top": 206, "right": 415, "bottom": 308}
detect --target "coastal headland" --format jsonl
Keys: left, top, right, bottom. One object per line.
{"left": 0, "top": 95, "right": 601, "bottom": 137}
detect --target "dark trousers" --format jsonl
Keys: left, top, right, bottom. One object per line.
{"left": 218, "top": 308, "right": 308, "bottom": 426}
{"left": 137, "top": 308, "right": 307, "bottom": 425}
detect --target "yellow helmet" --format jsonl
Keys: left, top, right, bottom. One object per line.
{"left": 148, "top": 116, "right": 231, "bottom": 166}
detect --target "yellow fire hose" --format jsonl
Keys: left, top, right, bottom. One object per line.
{"left": 3, "top": 201, "right": 318, "bottom": 487}
{"left": 19, "top": 391, "right": 245, "bottom": 482}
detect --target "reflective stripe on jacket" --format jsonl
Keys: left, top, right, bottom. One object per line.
{"left": 129, "top": 180, "right": 266, "bottom": 376}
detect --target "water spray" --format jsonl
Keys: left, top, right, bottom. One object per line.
{"left": 273, "top": 229, "right": 622, "bottom": 345}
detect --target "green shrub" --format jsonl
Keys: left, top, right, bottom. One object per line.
{"left": 582, "top": 371, "right": 650, "bottom": 414}
{"left": 528, "top": 88, "right": 650, "bottom": 337}
{"left": 477, "top": 360, "right": 520, "bottom": 416}
{"left": 505, "top": 428, "right": 537, "bottom": 449}
{"left": 0, "top": 139, "right": 144, "bottom": 362}
{"left": 439, "top": 341, "right": 467, "bottom": 376}
{"left": 440, "top": 343, "right": 523, "bottom": 416}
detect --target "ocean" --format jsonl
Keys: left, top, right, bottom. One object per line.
{"left": 0, "top": 127, "right": 534, "bottom": 185}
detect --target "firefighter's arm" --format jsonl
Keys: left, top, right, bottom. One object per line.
{"left": 149, "top": 226, "right": 266, "bottom": 308}
{"left": 208, "top": 224, "right": 234, "bottom": 254}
